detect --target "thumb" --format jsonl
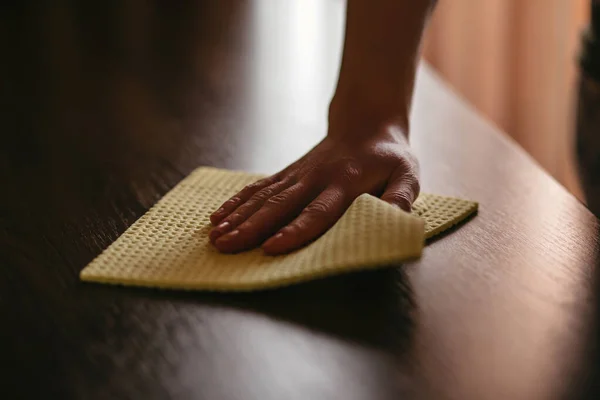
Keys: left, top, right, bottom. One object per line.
{"left": 380, "top": 169, "right": 420, "bottom": 212}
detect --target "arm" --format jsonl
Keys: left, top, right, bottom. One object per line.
{"left": 210, "top": 0, "right": 436, "bottom": 254}
{"left": 331, "top": 0, "right": 435, "bottom": 135}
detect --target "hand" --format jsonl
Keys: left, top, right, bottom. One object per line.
{"left": 207, "top": 0, "right": 431, "bottom": 255}
{"left": 208, "top": 122, "right": 420, "bottom": 255}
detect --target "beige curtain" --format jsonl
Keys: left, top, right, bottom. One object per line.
{"left": 423, "top": 0, "right": 590, "bottom": 198}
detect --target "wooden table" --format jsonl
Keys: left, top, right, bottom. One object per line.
{"left": 2, "top": 2, "right": 599, "bottom": 399}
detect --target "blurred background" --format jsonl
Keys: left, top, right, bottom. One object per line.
{"left": 423, "top": 0, "right": 590, "bottom": 199}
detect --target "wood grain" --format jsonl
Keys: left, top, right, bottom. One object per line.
{"left": 1, "top": 1, "right": 599, "bottom": 399}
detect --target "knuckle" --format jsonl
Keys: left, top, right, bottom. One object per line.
{"left": 287, "top": 174, "right": 301, "bottom": 185}
{"left": 395, "top": 156, "right": 413, "bottom": 173}
{"left": 245, "top": 182, "right": 264, "bottom": 192}
{"left": 288, "top": 219, "right": 308, "bottom": 232}
{"left": 395, "top": 151, "right": 419, "bottom": 174}
{"left": 225, "top": 197, "right": 242, "bottom": 206}
{"left": 237, "top": 220, "right": 254, "bottom": 233}
{"left": 234, "top": 202, "right": 254, "bottom": 216}
{"left": 303, "top": 200, "right": 331, "bottom": 215}
{"left": 384, "top": 191, "right": 409, "bottom": 203}
{"left": 403, "top": 173, "right": 421, "bottom": 197}
{"left": 225, "top": 213, "right": 245, "bottom": 224}
{"left": 406, "top": 151, "right": 419, "bottom": 169}
{"left": 335, "top": 159, "right": 363, "bottom": 184}
{"left": 265, "top": 181, "right": 307, "bottom": 207}
{"left": 266, "top": 192, "right": 289, "bottom": 206}
{"left": 383, "top": 192, "right": 412, "bottom": 210}
{"left": 245, "top": 177, "right": 274, "bottom": 191}
{"left": 252, "top": 186, "right": 277, "bottom": 202}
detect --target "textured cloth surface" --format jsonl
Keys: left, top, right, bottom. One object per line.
{"left": 80, "top": 167, "right": 478, "bottom": 291}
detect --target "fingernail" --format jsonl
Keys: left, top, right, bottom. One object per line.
{"left": 209, "top": 221, "right": 232, "bottom": 242}
{"left": 263, "top": 232, "right": 284, "bottom": 248}
{"left": 210, "top": 208, "right": 226, "bottom": 225}
{"left": 218, "top": 229, "right": 239, "bottom": 242}
{"left": 216, "top": 221, "right": 231, "bottom": 231}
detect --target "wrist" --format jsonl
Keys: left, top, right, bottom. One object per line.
{"left": 333, "top": 73, "right": 412, "bottom": 119}
{"left": 328, "top": 85, "right": 411, "bottom": 142}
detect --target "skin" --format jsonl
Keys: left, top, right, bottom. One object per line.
{"left": 210, "top": 0, "right": 436, "bottom": 255}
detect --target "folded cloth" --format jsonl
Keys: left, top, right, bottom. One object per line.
{"left": 80, "top": 167, "right": 478, "bottom": 291}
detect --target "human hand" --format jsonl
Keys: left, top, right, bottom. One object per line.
{"left": 207, "top": 0, "right": 431, "bottom": 255}
{"left": 209, "top": 121, "right": 420, "bottom": 255}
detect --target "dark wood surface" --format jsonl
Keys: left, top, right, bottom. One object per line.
{"left": 2, "top": 1, "right": 599, "bottom": 399}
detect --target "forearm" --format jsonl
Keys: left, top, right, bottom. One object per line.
{"left": 330, "top": 0, "right": 436, "bottom": 136}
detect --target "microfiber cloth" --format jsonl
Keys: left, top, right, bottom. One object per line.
{"left": 80, "top": 167, "right": 478, "bottom": 291}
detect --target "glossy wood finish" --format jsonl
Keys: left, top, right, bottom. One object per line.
{"left": 1, "top": 2, "right": 599, "bottom": 399}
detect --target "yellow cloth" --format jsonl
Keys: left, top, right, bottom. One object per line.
{"left": 80, "top": 167, "right": 477, "bottom": 291}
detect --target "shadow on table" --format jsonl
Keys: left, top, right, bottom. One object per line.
{"left": 81, "top": 265, "right": 417, "bottom": 355}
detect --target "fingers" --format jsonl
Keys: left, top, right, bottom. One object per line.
{"left": 262, "top": 185, "right": 350, "bottom": 255}
{"left": 213, "top": 181, "right": 318, "bottom": 253}
{"left": 209, "top": 179, "right": 294, "bottom": 242}
{"left": 210, "top": 176, "right": 277, "bottom": 225}
{"left": 380, "top": 169, "right": 420, "bottom": 212}
{"left": 210, "top": 168, "right": 419, "bottom": 254}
